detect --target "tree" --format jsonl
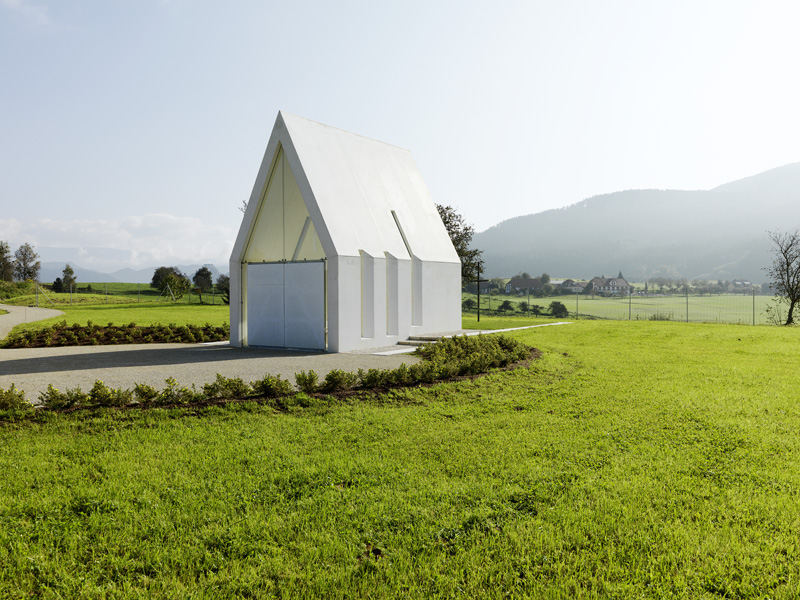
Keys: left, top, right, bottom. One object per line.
{"left": 151, "top": 266, "right": 186, "bottom": 290}
{"left": 13, "top": 243, "right": 40, "bottom": 281}
{"left": 193, "top": 267, "right": 213, "bottom": 292}
{"left": 765, "top": 230, "right": 800, "bottom": 325}
{"left": 518, "top": 301, "right": 529, "bottom": 313}
{"left": 541, "top": 273, "right": 551, "bottom": 284}
{"left": 462, "top": 298, "right": 476, "bottom": 311}
{"left": 0, "top": 241, "right": 13, "bottom": 282}
{"left": 436, "top": 204, "right": 484, "bottom": 282}
{"left": 160, "top": 272, "right": 191, "bottom": 299}
{"left": 216, "top": 274, "right": 230, "bottom": 305}
{"left": 62, "top": 264, "right": 76, "bottom": 290}
{"left": 548, "top": 301, "right": 569, "bottom": 318}
{"left": 499, "top": 300, "right": 514, "bottom": 313}
{"left": 52, "top": 277, "right": 64, "bottom": 293}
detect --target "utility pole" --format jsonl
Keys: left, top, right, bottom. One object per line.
{"left": 475, "top": 266, "right": 488, "bottom": 323}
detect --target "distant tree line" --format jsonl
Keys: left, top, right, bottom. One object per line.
{"left": 643, "top": 277, "right": 769, "bottom": 295}
{"left": 151, "top": 266, "right": 230, "bottom": 303}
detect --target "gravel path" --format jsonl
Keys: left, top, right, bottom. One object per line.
{"left": 0, "top": 343, "right": 421, "bottom": 401}
{"left": 0, "top": 303, "right": 65, "bottom": 339}
{"left": 0, "top": 303, "right": 568, "bottom": 402}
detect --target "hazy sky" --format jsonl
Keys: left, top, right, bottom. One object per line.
{"left": 2, "top": 0, "right": 799, "bottom": 270}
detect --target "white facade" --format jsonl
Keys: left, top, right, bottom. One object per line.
{"left": 230, "top": 112, "right": 461, "bottom": 352}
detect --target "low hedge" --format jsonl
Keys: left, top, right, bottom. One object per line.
{"left": 0, "top": 334, "right": 536, "bottom": 417}
{"left": 1, "top": 320, "right": 230, "bottom": 348}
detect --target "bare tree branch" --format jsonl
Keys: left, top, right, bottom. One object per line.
{"left": 765, "top": 230, "right": 800, "bottom": 325}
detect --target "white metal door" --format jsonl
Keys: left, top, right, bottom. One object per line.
{"left": 246, "top": 262, "right": 325, "bottom": 350}
{"left": 284, "top": 262, "right": 325, "bottom": 350}
{"left": 246, "top": 263, "right": 285, "bottom": 347}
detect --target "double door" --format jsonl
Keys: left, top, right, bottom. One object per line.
{"left": 246, "top": 262, "right": 325, "bottom": 350}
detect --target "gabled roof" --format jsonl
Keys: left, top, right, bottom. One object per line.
{"left": 232, "top": 111, "right": 459, "bottom": 264}
{"left": 507, "top": 276, "right": 542, "bottom": 289}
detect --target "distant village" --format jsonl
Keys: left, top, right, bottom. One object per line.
{"left": 466, "top": 273, "right": 765, "bottom": 297}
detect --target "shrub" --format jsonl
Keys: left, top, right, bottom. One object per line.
{"left": 88, "top": 381, "right": 116, "bottom": 407}
{"left": 295, "top": 370, "right": 319, "bottom": 393}
{"left": 548, "top": 301, "right": 569, "bottom": 318}
{"left": 409, "top": 361, "right": 437, "bottom": 384}
{"left": 251, "top": 374, "right": 293, "bottom": 398}
{"left": 0, "top": 385, "right": 30, "bottom": 410}
{"left": 320, "top": 369, "right": 360, "bottom": 393}
{"left": 156, "top": 377, "right": 197, "bottom": 405}
{"left": 133, "top": 383, "right": 159, "bottom": 403}
{"left": 357, "top": 368, "right": 390, "bottom": 389}
{"left": 202, "top": 374, "right": 251, "bottom": 400}
{"left": 649, "top": 313, "right": 672, "bottom": 321}
{"left": 389, "top": 363, "right": 414, "bottom": 386}
{"left": 39, "top": 385, "right": 70, "bottom": 410}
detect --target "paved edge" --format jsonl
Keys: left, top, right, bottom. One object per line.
{"left": 370, "top": 322, "right": 572, "bottom": 355}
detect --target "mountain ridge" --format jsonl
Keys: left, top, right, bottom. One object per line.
{"left": 473, "top": 162, "right": 800, "bottom": 282}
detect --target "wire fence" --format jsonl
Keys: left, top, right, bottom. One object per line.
{"left": 571, "top": 291, "right": 772, "bottom": 325}
{"left": 30, "top": 283, "right": 227, "bottom": 307}
{"left": 466, "top": 290, "right": 779, "bottom": 325}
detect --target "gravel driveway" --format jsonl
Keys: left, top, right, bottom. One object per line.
{"left": 0, "top": 302, "right": 566, "bottom": 402}
{"left": 0, "top": 342, "right": 421, "bottom": 401}
{"left": 0, "top": 303, "right": 420, "bottom": 400}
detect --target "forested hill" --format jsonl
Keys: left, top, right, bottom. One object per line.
{"left": 473, "top": 162, "right": 800, "bottom": 282}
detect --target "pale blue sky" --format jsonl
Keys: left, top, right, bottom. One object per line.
{"left": 2, "top": 0, "right": 799, "bottom": 270}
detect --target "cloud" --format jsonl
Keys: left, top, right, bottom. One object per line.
{"left": 1, "top": 214, "right": 237, "bottom": 271}
{"left": 0, "top": 0, "right": 51, "bottom": 27}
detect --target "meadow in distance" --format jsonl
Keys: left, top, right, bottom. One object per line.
{"left": 2, "top": 282, "right": 800, "bottom": 597}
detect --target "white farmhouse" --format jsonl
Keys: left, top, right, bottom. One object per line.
{"left": 229, "top": 112, "right": 462, "bottom": 352}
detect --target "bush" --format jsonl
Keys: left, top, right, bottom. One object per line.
{"left": 86, "top": 381, "right": 131, "bottom": 407}
{"left": 320, "top": 369, "right": 360, "bottom": 393}
{"left": 295, "top": 370, "right": 319, "bottom": 394}
{"left": 252, "top": 374, "right": 293, "bottom": 398}
{"left": 38, "top": 384, "right": 82, "bottom": 410}
{"left": 389, "top": 363, "right": 414, "bottom": 386}
{"left": 548, "top": 301, "right": 569, "bottom": 318}
{"left": 0, "top": 385, "right": 30, "bottom": 410}
{"left": 202, "top": 374, "right": 252, "bottom": 400}
{"left": 133, "top": 383, "right": 159, "bottom": 403}
{"left": 357, "top": 368, "right": 390, "bottom": 389}
{"left": 156, "top": 377, "right": 198, "bottom": 405}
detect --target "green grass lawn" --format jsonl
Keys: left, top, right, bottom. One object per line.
{"left": 3, "top": 320, "right": 800, "bottom": 597}
{"left": 3, "top": 282, "right": 226, "bottom": 308}
{"left": 461, "top": 314, "right": 563, "bottom": 330}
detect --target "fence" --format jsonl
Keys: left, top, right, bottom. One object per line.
{"left": 32, "top": 282, "right": 226, "bottom": 307}
{"left": 467, "top": 290, "right": 779, "bottom": 325}
{"left": 572, "top": 290, "right": 771, "bottom": 325}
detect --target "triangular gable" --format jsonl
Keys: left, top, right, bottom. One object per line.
{"left": 232, "top": 111, "right": 460, "bottom": 266}
{"left": 242, "top": 145, "right": 324, "bottom": 263}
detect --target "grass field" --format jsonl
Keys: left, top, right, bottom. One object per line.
{"left": 464, "top": 291, "right": 776, "bottom": 325}
{"left": 4, "top": 282, "right": 225, "bottom": 308}
{"left": 3, "top": 320, "right": 800, "bottom": 597}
